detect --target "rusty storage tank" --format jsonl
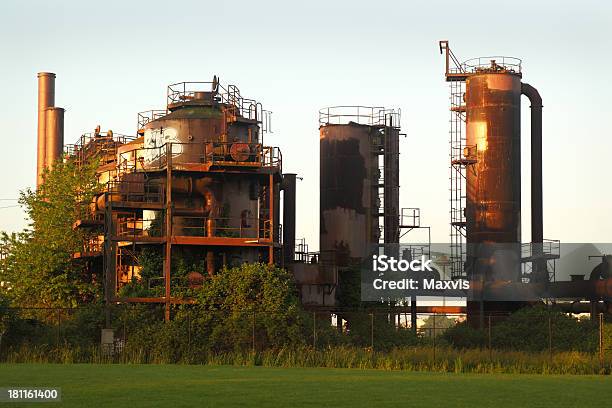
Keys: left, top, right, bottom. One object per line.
{"left": 319, "top": 106, "right": 400, "bottom": 266}
{"left": 464, "top": 64, "right": 522, "bottom": 245}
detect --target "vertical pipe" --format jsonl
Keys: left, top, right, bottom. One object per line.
{"left": 282, "top": 173, "right": 297, "bottom": 267}
{"left": 599, "top": 313, "right": 604, "bottom": 369}
{"left": 521, "top": 83, "right": 544, "bottom": 279}
{"left": 164, "top": 143, "right": 173, "bottom": 322}
{"left": 206, "top": 251, "right": 215, "bottom": 276}
{"left": 268, "top": 173, "right": 274, "bottom": 264}
{"left": 521, "top": 83, "right": 543, "bottom": 244}
{"left": 411, "top": 295, "right": 417, "bottom": 335}
{"left": 37, "top": 72, "right": 55, "bottom": 187}
{"left": 44, "top": 107, "right": 65, "bottom": 170}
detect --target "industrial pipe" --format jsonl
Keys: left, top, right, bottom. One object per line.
{"left": 44, "top": 107, "right": 65, "bottom": 169}
{"left": 282, "top": 173, "right": 297, "bottom": 267}
{"left": 521, "top": 83, "right": 545, "bottom": 280}
{"left": 521, "top": 83, "right": 543, "bottom": 245}
{"left": 37, "top": 72, "right": 55, "bottom": 187}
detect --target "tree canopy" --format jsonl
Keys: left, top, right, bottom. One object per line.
{"left": 0, "top": 159, "right": 100, "bottom": 308}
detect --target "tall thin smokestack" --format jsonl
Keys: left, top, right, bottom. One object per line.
{"left": 44, "top": 107, "right": 64, "bottom": 169}
{"left": 282, "top": 173, "right": 297, "bottom": 266}
{"left": 37, "top": 72, "right": 55, "bottom": 187}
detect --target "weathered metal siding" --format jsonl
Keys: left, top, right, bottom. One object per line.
{"left": 465, "top": 73, "right": 522, "bottom": 244}
{"left": 320, "top": 123, "right": 378, "bottom": 265}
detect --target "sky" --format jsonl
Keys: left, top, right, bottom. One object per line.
{"left": 0, "top": 0, "right": 610, "bottom": 249}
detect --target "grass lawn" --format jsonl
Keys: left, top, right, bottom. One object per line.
{"left": 0, "top": 364, "right": 610, "bottom": 407}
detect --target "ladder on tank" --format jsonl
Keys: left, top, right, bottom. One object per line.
{"left": 449, "top": 80, "right": 470, "bottom": 279}
{"left": 371, "top": 120, "right": 399, "bottom": 245}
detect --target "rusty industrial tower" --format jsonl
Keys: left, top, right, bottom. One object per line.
{"left": 43, "top": 76, "right": 291, "bottom": 321}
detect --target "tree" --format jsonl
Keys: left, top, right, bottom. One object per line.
{"left": 0, "top": 159, "right": 101, "bottom": 308}
{"left": 419, "top": 314, "right": 458, "bottom": 338}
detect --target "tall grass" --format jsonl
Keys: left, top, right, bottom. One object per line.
{"left": 2, "top": 344, "right": 609, "bottom": 375}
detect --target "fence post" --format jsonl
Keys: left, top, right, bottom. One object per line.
{"left": 432, "top": 314, "right": 436, "bottom": 363}
{"left": 548, "top": 315, "right": 553, "bottom": 363}
{"left": 313, "top": 311, "right": 316, "bottom": 349}
{"left": 252, "top": 310, "right": 256, "bottom": 353}
{"left": 488, "top": 314, "right": 492, "bottom": 361}
{"left": 600, "top": 313, "right": 604, "bottom": 370}
{"left": 187, "top": 310, "right": 191, "bottom": 346}
{"left": 57, "top": 309, "right": 61, "bottom": 345}
{"left": 370, "top": 312, "right": 374, "bottom": 350}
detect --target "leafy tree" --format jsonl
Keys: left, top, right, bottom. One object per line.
{"left": 419, "top": 314, "right": 458, "bottom": 338}
{"left": 0, "top": 159, "right": 101, "bottom": 308}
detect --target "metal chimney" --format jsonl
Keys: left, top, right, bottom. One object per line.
{"left": 36, "top": 72, "right": 56, "bottom": 187}
{"left": 44, "top": 107, "right": 65, "bottom": 169}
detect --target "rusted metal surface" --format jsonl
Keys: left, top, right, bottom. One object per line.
{"left": 36, "top": 72, "right": 55, "bottom": 186}
{"left": 320, "top": 107, "right": 401, "bottom": 267}
{"left": 68, "top": 78, "right": 285, "bottom": 319}
{"left": 465, "top": 72, "right": 522, "bottom": 245}
{"left": 320, "top": 123, "right": 374, "bottom": 264}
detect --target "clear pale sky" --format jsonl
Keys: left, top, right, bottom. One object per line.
{"left": 0, "top": 0, "right": 610, "bottom": 249}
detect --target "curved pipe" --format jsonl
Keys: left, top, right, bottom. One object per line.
{"left": 521, "top": 83, "right": 543, "bottom": 245}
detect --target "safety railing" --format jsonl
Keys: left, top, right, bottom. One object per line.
{"left": 319, "top": 106, "right": 401, "bottom": 128}
{"left": 166, "top": 81, "right": 268, "bottom": 125}
{"left": 521, "top": 239, "right": 561, "bottom": 260}
{"left": 114, "top": 142, "right": 281, "bottom": 176}
{"left": 451, "top": 144, "right": 478, "bottom": 166}
{"left": 400, "top": 208, "right": 421, "bottom": 228}
{"left": 105, "top": 180, "right": 164, "bottom": 205}
{"left": 172, "top": 216, "right": 270, "bottom": 240}
{"left": 65, "top": 131, "right": 138, "bottom": 166}
{"left": 137, "top": 110, "right": 167, "bottom": 132}
{"left": 461, "top": 56, "right": 522, "bottom": 74}
{"left": 116, "top": 214, "right": 164, "bottom": 239}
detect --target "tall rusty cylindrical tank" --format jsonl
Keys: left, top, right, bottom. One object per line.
{"left": 37, "top": 72, "right": 55, "bottom": 186}
{"left": 320, "top": 123, "right": 379, "bottom": 264}
{"left": 465, "top": 72, "right": 522, "bottom": 244}
{"left": 44, "top": 107, "right": 65, "bottom": 168}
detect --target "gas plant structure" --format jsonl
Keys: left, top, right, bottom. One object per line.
{"left": 37, "top": 74, "right": 295, "bottom": 320}
{"left": 32, "top": 41, "right": 611, "bottom": 325}
{"left": 440, "top": 41, "right": 611, "bottom": 325}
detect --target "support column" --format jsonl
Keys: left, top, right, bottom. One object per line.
{"left": 164, "top": 143, "right": 173, "bottom": 322}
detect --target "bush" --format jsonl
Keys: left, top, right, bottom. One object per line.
{"left": 442, "top": 305, "right": 598, "bottom": 352}
{"left": 443, "top": 321, "right": 485, "bottom": 349}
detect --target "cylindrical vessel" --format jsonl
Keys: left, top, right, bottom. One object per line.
{"left": 320, "top": 123, "right": 379, "bottom": 264}
{"left": 44, "top": 107, "right": 65, "bottom": 168}
{"left": 465, "top": 72, "right": 522, "bottom": 244}
{"left": 37, "top": 72, "right": 55, "bottom": 186}
{"left": 142, "top": 106, "right": 259, "bottom": 167}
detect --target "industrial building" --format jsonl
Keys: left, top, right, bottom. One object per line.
{"left": 33, "top": 41, "right": 611, "bottom": 324}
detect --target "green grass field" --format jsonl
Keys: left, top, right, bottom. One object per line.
{"left": 0, "top": 364, "right": 611, "bottom": 407}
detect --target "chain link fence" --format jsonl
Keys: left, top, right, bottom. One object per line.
{"left": 1, "top": 305, "right": 610, "bottom": 372}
